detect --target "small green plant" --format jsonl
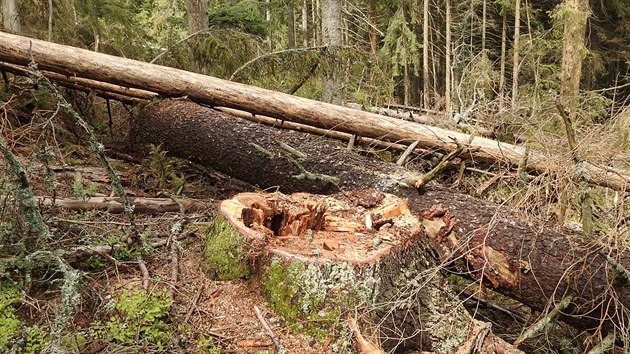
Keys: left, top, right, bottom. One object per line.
{"left": 197, "top": 335, "right": 220, "bottom": 354}
{"left": 24, "top": 326, "right": 48, "bottom": 354}
{"left": 0, "top": 280, "right": 22, "bottom": 349}
{"left": 94, "top": 289, "right": 173, "bottom": 350}
{"left": 71, "top": 174, "right": 98, "bottom": 200}
{"left": 142, "top": 144, "right": 185, "bottom": 193}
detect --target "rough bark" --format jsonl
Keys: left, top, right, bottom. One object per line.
{"left": 301, "top": 0, "right": 308, "bottom": 47}
{"left": 560, "top": 0, "right": 589, "bottom": 98}
{"left": 185, "top": 0, "right": 208, "bottom": 35}
{"left": 512, "top": 0, "right": 521, "bottom": 106}
{"left": 135, "top": 99, "right": 629, "bottom": 340}
{"left": 444, "top": 0, "right": 451, "bottom": 115}
{"left": 287, "top": 0, "right": 296, "bottom": 48}
{"left": 321, "top": 0, "right": 342, "bottom": 104}
{"left": 2, "top": 0, "right": 21, "bottom": 33}
{"left": 0, "top": 32, "right": 627, "bottom": 191}
{"left": 422, "top": 0, "right": 430, "bottom": 109}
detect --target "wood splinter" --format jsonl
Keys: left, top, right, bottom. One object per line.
{"left": 348, "top": 316, "right": 385, "bottom": 354}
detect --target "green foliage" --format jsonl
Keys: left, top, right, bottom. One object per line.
{"left": 203, "top": 216, "right": 250, "bottom": 281}
{"left": 197, "top": 335, "right": 221, "bottom": 354}
{"left": 23, "top": 326, "right": 48, "bottom": 354}
{"left": 71, "top": 175, "right": 98, "bottom": 201}
{"left": 0, "top": 280, "right": 22, "bottom": 349}
{"left": 95, "top": 289, "right": 173, "bottom": 349}
{"left": 142, "top": 144, "right": 186, "bottom": 193}
{"left": 208, "top": 1, "right": 269, "bottom": 37}
{"left": 382, "top": 5, "right": 420, "bottom": 77}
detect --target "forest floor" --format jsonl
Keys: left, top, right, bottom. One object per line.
{"left": 9, "top": 146, "right": 330, "bottom": 353}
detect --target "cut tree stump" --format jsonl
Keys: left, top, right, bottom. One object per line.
{"left": 218, "top": 189, "right": 523, "bottom": 353}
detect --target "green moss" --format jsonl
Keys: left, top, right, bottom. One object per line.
{"left": 203, "top": 216, "right": 250, "bottom": 281}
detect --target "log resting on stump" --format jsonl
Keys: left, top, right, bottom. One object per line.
{"left": 135, "top": 99, "right": 629, "bottom": 348}
{"left": 218, "top": 189, "right": 520, "bottom": 352}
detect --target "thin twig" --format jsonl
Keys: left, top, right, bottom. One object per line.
{"left": 253, "top": 306, "right": 286, "bottom": 354}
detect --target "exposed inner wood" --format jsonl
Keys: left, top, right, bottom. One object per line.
{"left": 220, "top": 190, "right": 420, "bottom": 263}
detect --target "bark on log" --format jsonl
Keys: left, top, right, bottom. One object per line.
{"left": 0, "top": 32, "right": 627, "bottom": 191}
{"left": 135, "top": 100, "right": 629, "bottom": 342}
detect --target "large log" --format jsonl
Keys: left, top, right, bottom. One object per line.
{"left": 134, "top": 99, "right": 629, "bottom": 345}
{"left": 0, "top": 32, "right": 627, "bottom": 191}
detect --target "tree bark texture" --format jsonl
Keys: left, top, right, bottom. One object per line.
{"left": 422, "top": 0, "right": 430, "bottom": 109}
{"left": 512, "top": 0, "right": 521, "bottom": 106}
{"left": 287, "top": 1, "right": 296, "bottom": 48}
{"left": 301, "top": 0, "right": 308, "bottom": 47}
{"left": 0, "top": 32, "right": 626, "bottom": 191}
{"left": 560, "top": 0, "right": 589, "bottom": 98}
{"left": 444, "top": 0, "right": 451, "bottom": 115}
{"left": 2, "top": 0, "right": 21, "bottom": 33}
{"left": 185, "top": 0, "right": 208, "bottom": 35}
{"left": 135, "top": 99, "right": 629, "bottom": 337}
{"left": 321, "top": 0, "right": 342, "bottom": 104}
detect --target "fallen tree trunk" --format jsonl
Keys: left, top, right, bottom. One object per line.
{"left": 39, "top": 196, "right": 208, "bottom": 214}
{"left": 0, "top": 32, "right": 627, "bottom": 191}
{"left": 135, "top": 99, "right": 629, "bottom": 345}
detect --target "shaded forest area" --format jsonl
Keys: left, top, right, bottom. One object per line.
{"left": 0, "top": 0, "right": 629, "bottom": 353}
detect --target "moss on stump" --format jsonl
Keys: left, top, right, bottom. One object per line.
{"left": 202, "top": 216, "right": 251, "bottom": 281}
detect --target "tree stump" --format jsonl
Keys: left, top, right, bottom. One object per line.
{"left": 218, "top": 189, "right": 475, "bottom": 352}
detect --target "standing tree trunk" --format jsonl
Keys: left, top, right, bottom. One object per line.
{"left": 2, "top": 0, "right": 20, "bottom": 33}
{"left": 287, "top": 0, "right": 296, "bottom": 48}
{"left": 445, "top": 0, "right": 451, "bottom": 116}
{"left": 499, "top": 10, "right": 507, "bottom": 106}
{"left": 481, "top": 0, "right": 487, "bottom": 52}
{"left": 301, "top": 0, "right": 308, "bottom": 47}
{"left": 560, "top": 0, "right": 591, "bottom": 234}
{"left": 185, "top": 0, "right": 208, "bottom": 35}
{"left": 369, "top": 0, "right": 377, "bottom": 54}
{"left": 266, "top": 0, "right": 272, "bottom": 50}
{"left": 422, "top": 0, "right": 430, "bottom": 109}
{"left": 321, "top": 0, "right": 342, "bottom": 104}
{"left": 47, "top": 0, "right": 53, "bottom": 41}
{"left": 511, "top": 0, "right": 521, "bottom": 107}
{"left": 185, "top": 0, "right": 208, "bottom": 74}
{"left": 560, "top": 0, "right": 589, "bottom": 98}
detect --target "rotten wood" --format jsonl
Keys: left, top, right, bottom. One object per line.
{"left": 0, "top": 32, "right": 626, "bottom": 191}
